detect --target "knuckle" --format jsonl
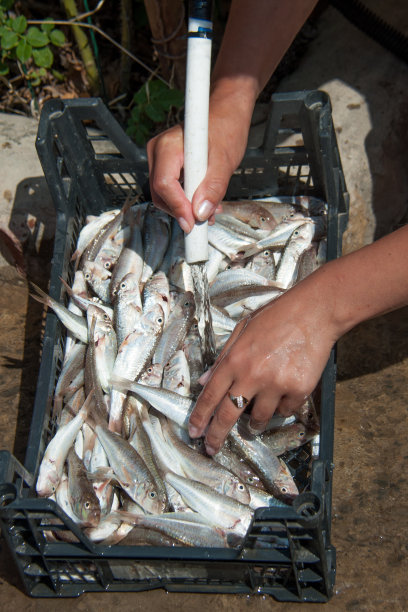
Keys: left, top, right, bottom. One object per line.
{"left": 214, "top": 407, "right": 234, "bottom": 431}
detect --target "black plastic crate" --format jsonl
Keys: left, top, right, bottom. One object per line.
{"left": 0, "top": 91, "right": 348, "bottom": 601}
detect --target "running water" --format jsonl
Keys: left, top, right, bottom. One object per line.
{"left": 190, "top": 262, "right": 216, "bottom": 371}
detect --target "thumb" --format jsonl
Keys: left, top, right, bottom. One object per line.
{"left": 191, "top": 159, "right": 232, "bottom": 222}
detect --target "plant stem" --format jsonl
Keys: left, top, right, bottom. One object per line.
{"left": 62, "top": 0, "right": 100, "bottom": 94}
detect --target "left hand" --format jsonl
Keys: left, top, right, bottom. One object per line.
{"left": 188, "top": 272, "right": 337, "bottom": 455}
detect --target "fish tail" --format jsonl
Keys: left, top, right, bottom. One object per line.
{"left": 109, "top": 375, "right": 133, "bottom": 394}
{"left": 80, "top": 390, "right": 105, "bottom": 430}
{"left": 29, "top": 282, "right": 52, "bottom": 307}
{"left": 59, "top": 276, "right": 74, "bottom": 298}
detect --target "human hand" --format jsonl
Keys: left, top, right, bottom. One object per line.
{"left": 188, "top": 272, "right": 338, "bottom": 455}
{"left": 146, "top": 88, "right": 254, "bottom": 233}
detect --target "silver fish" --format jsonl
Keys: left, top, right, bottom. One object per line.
{"left": 275, "top": 222, "right": 314, "bottom": 289}
{"left": 111, "top": 377, "right": 194, "bottom": 428}
{"left": 108, "top": 304, "right": 164, "bottom": 432}
{"left": 110, "top": 213, "right": 144, "bottom": 300}
{"left": 164, "top": 472, "right": 253, "bottom": 538}
{"left": 141, "top": 204, "right": 171, "bottom": 285}
{"left": 228, "top": 421, "right": 299, "bottom": 503}
{"left": 152, "top": 291, "right": 195, "bottom": 368}
{"left": 163, "top": 350, "right": 191, "bottom": 397}
{"left": 113, "top": 272, "right": 143, "bottom": 347}
{"left": 29, "top": 282, "right": 88, "bottom": 344}
{"left": 94, "top": 424, "right": 165, "bottom": 514}
{"left": 36, "top": 392, "right": 93, "bottom": 496}
{"left": 82, "top": 260, "right": 112, "bottom": 303}
{"left": 67, "top": 449, "right": 101, "bottom": 527}
{"left": 161, "top": 418, "right": 250, "bottom": 504}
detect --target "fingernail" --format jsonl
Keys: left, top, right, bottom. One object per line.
{"left": 177, "top": 216, "right": 191, "bottom": 233}
{"left": 248, "top": 420, "right": 267, "bottom": 435}
{"left": 188, "top": 424, "right": 201, "bottom": 438}
{"left": 198, "top": 368, "right": 212, "bottom": 385}
{"left": 196, "top": 200, "right": 214, "bottom": 221}
{"left": 205, "top": 444, "right": 217, "bottom": 456}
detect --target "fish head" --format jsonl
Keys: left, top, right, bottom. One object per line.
{"left": 290, "top": 222, "right": 314, "bottom": 245}
{"left": 83, "top": 261, "right": 111, "bottom": 283}
{"left": 144, "top": 303, "right": 165, "bottom": 335}
{"left": 133, "top": 481, "right": 166, "bottom": 515}
{"left": 223, "top": 477, "right": 251, "bottom": 505}
{"left": 179, "top": 291, "right": 195, "bottom": 319}
{"left": 273, "top": 460, "right": 299, "bottom": 503}
{"left": 73, "top": 494, "right": 101, "bottom": 527}
{"left": 139, "top": 363, "right": 163, "bottom": 387}
{"left": 116, "top": 272, "right": 140, "bottom": 298}
{"left": 36, "top": 461, "right": 60, "bottom": 497}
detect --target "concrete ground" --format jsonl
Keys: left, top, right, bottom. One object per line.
{"left": 1, "top": 1, "right": 408, "bottom": 610}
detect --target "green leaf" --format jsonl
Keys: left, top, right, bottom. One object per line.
{"left": 32, "top": 46, "right": 53, "bottom": 68}
{"left": 16, "top": 37, "right": 32, "bottom": 63}
{"left": 49, "top": 29, "right": 65, "bottom": 47}
{"left": 0, "top": 0, "right": 14, "bottom": 10}
{"left": 0, "top": 59, "right": 9, "bottom": 75}
{"left": 52, "top": 68, "right": 64, "bottom": 81}
{"left": 41, "top": 18, "right": 54, "bottom": 34}
{"left": 1, "top": 30, "right": 18, "bottom": 50}
{"left": 157, "top": 88, "right": 184, "bottom": 111}
{"left": 127, "top": 122, "right": 150, "bottom": 146}
{"left": 0, "top": 26, "right": 8, "bottom": 37}
{"left": 12, "top": 15, "right": 27, "bottom": 34}
{"left": 26, "top": 26, "right": 49, "bottom": 48}
{"left": 144, "top": 103, "right": 165, "bottom": 123}
{"left": 132, "top": 86, "right": 148, "bottom": 105}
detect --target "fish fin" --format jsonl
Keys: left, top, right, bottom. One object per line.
{"left": 29, "top": 281, "right": 51, "bottom": 307}
{"left": 87, "top": 466, "right": 115, "bottom": 482}
{"left": 109, "top": 375, "right": 133, "bottom": 394}
{"left": 59, "top": 276, "right": 74, "bottom": 298}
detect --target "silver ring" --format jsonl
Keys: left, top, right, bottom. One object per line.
{"left": 228, "top": 393, "right": 250, "bottom": 410}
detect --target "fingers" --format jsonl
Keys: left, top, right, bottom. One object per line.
{"left": 188, "top": 361, "right": 235, "bottom": 439}
{"left": 191, "top": 150, "right": 235, "bottom": 222}
{"left": 147, "top": 127, "right": 195, "bottom": 233}
{"left": 203, "top": 389, "right": 253, "bottom": 455}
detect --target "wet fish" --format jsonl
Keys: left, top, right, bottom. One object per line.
{"left": 67, "top": 449, "right": 101, "bottom": 527}
{"left": 152, "top": 291, "right": 195, "bottom": 368}
{"left": 36, "top": 392, "right": 94, "bottom": 496}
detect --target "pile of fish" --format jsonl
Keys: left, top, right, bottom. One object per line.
{"left": 33, "top": 196, "right": 324, "bottom": 548}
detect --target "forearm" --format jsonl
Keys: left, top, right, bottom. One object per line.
{"left": 210, "top": 0, "right": 319, "bottom": 105}
{"left": 300, "top": 225, "right": 408, "bottom": 340}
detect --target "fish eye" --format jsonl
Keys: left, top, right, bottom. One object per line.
{"left": 281, "top": 487, "right": 287, "bottom": 493}
{"left": 184, "top": 301, "right": 190, "bottom": 307}
{"left": 157, "top": 317, "right": 163, "bottom": 324}
{"left": 299, "top": 431, "right": 305, "bottom": 437}
{"left": 84, "top": 501, "right": 91, "bottom": 509}
{"left": 150, "top": 491, "right": 157, "bottom": 498}
{"left": 238, "top": 484, "right": 245, "bottom": 491}
{"left": 120, "top": 282, "right": 127, "bottom": 289}
{"left": 103, "top": 314, "right": 109, "bottom": 320}
{"left": 226, "top": 264, "right": 232, "bottom": 270}
{"left": 260, "top": 216, "right": 266, "bottom": 222}
{"left": 85, "top": 273, "right": 91, "bottom": 280}
{"left": 51, "top": 485, "right": 56, "bottom": 493}
{"left": 263, "top": 250, "right": 270, "bottom": 256}
{"left": 104, "top": 262, "right": 111, "bottom": 269}
{"left": 293, "top": 230, "right": 299, "bottom": 236}
{"left": 147, "top": 367, "right": 152, "bottom": 373}
{"left": 247, "top": 476, "right": 254, "bottom": 484}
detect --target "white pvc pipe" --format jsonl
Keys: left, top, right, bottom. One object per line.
{"left": 184, "top": 17, "right": 212, "bottom": 264}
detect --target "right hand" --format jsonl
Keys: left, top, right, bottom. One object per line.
{"left": 146, "top": 89, "right": 254, "bottom": 232}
